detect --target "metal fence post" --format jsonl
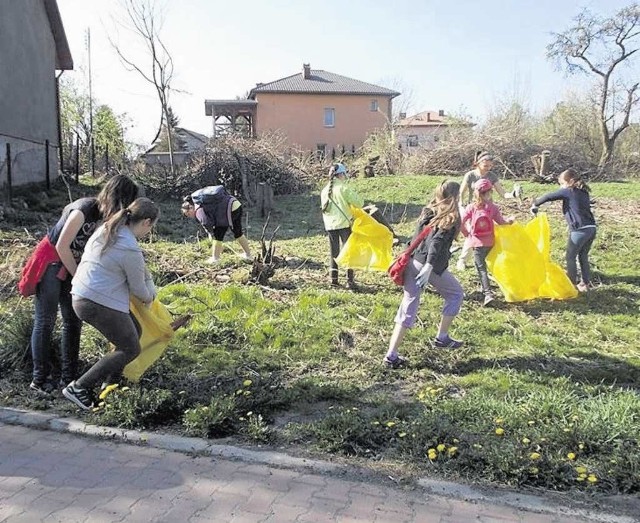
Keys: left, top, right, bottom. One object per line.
{"left": 5, "top": 143, "right": 12, "bottom": 204}
{"left": 45, "top": 139, "right": 50, "bottom": 190}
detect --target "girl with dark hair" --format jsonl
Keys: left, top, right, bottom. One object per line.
{"left": 20, "top": 174, "right": 139, "bottom": 396}
{"left": 384, "top": 180, "right": 465, "bottom": 368}
{"left": 531, "top": 169, "right": 596, "bottom": 292}
{"left": 320, "top": 163, "right": 364, "bottom": 288}
{"left": 62, "top": 197, "right": 159, "bottom": 410}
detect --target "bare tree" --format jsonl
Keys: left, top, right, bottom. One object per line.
{"left": 109, "top": 0, "right": 177, "bottom": 175}
{"left": 547, "top": 4, "right": 640, "bottom": 174}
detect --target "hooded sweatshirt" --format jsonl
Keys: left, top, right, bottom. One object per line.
{"left": 72, "top": 224, "right": 156, "bottom": 313}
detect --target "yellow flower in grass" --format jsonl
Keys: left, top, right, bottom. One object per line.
{"left": 522, "top": 437, "right": 531, "bottom": 444}
{"left": 427, "top": 448, "right": 437, "bottom": 461}
{"left": 242, "top": 379, "right": 253, "bottom": 387}
{"left": 576, "top": 476, "right": 585, "bottom": 482}
{"left": 386, "top": 421, "right": 396, "bottom": 428}
{"left": 437, "top": 444, "right": 446, "bottom": 452}
{"left": 448, "top": 446, "right": 458, "bottom": 456}
{"left": 575, "top": 466, "right": 587, "bottom": 474}
{"left": 529, "top": 452, "right": 541, "bottom": 460}
{"left": 495, "top": 428, "right": 504, "bottom": 436}
{"left": 98, "top": 383, "right": 119, "bottom": 400}
{"left": 495, "top": 418, "right": 504, "bottom": 424}
{"left": 587, "top": 474, "right": 598, "bottom": 483}
{"left": 567, "top": 452, "right": 576, "bottom": 461}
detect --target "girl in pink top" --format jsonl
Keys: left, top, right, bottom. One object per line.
{"left": 461, "top": 179, "right": 514, "bottom": 306}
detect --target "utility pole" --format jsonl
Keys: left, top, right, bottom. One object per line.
{"left": 86, "top": 28, "right": 95, "bottom": 177}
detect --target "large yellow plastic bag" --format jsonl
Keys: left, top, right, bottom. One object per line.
{"left": 335, "top": 207, "right": 393, "bottom": 271}
{"left": 486, "top": 213, "right": 577, "bottom": 302}
{"left": 122, "top": 297, "right": 175, "bottom": 382}
{"left": 525, "top": 215, "right": 578, "bottom": 300}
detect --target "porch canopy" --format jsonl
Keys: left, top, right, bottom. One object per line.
{"left": 204, "top": 99, "right": 258, "bottom": 138}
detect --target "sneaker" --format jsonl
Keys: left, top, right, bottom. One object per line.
{"left": 240, "top": 252, "right": 253, "bottom": 262}
{"left": 30, "top": 381, "right": 55, "bottom": 397}
{"left": 483, "top": 294, "right": 495, "bottom": 307}
{"left": 383, "top": 355, "right": 407, "bottom": 369}
{"left": 433, "top": 335, "right": 464, "bottom": 349}
{"left": 577, "top": 282, "right": 590, "bottom": 293}
{"left": 62, "top": 381, "right": 94, "bottom": 410}
{"left": 456, "top": 259, "right": 466, "bottom": 271}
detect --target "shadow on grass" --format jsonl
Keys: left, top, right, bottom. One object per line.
{"left": 514, "top": 287, "right": 639, "bottom": 318}
{"left": 449, "top": 351, "right": 640, "bottom": 389}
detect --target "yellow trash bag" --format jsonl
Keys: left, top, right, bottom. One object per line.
{"left": 335, "top": 207, "right": 393, "bottom": 271}
{"left": 122, "top": 297, "right": 175, "bottom": 382}
{"left": 486, "top": 213, "right": 578, "bottom": 302}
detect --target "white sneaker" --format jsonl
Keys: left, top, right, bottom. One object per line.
{"left": 240, "top": 252, "right": 252, "bottom": 261}
{"left": 205, "top": 257, "right": 219, "bottom": 265}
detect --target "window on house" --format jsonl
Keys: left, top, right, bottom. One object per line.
{"left": 407, "top": 135, "right": 419, "bottom": 147}
{"left": 370, "top": 99, "right": 379, "bottom": 112}
{"left": 324, "top": 108, "right": 335, "bottom": 127}
{"left": 316, "top": 144, "right": 327, "bottom": 160}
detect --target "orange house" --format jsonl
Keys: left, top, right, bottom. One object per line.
{"left": 205, "top": 64, "right": 399, "bottom": 157}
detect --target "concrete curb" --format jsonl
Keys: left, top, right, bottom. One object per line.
{"left": 0, "top": 406, "right": 636, "bottom": 523}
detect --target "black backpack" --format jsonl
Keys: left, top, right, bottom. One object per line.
{"left": 191, "top": 185, "right": 228, "bottom": 206}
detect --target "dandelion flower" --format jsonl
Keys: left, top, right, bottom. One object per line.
{"left": 495, "top": 428, "right": 505, "bottom": 436}
{"left": 436, "top": 443, "right": 446, "bottom": 452}
{"left": 242, "top": 379, "right": 253, "bottom": 387}
{"left": 587, "top": 474, "right": 598, "bottom": 483}
{"left": 530, "top": 452, "right": 541, "bottom": 460}
{"left": 567, "top": 453, "right": 576, "bottom": 461}
{"left": 448, "top": 446, "right": 458, "bottom": 456}
{"left": 576, "top": 476, "right": 585, "bottom": 482}
{"left": 522, "top": 437, "right": 531, "bottom": 444}
{"left": 575, "top": 466, "right": 587, "bottom": 474}
{"left": 495, "top": 418, "right": 504, "bottom": 424}
{"left": 386, "top": 421, "right": 396, "bottom": 428}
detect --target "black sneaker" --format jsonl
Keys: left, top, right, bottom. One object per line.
{"left": 62, "top": 381, "right": 94, "bottom": 410}
{"left": 383, "top": 355, "right": 407, "bottom": 369}
{"left": 30, "top": 381, "right": 55, "bottom": 397}
{"left": 433, "top": 336, "right": 464, "bottom": 349}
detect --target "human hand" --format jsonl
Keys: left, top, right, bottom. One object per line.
{"left": 415, "top": 263, "right": 433, "bottom": 288}
{"left": 506, "top": 216, "right": 516, "bottom": 224}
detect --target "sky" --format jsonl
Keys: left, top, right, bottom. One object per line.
{"left": 56, "top": 0, "right": 638, "bottom": 147}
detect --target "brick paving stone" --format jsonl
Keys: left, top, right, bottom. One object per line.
{"left": 0, "top": 422, "right": 633, "bottom": 523}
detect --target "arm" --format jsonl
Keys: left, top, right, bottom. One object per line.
{"left": 55, "top": 210, "right": 85, "bottom": 276}
{"left": 123, "top": 251, "right": 155, "bottom": 304}
{"left": 426, "top": 227, "right": 455, "bottom": 267}
{"left": 460, "top": 173, "right": 471, "bottom": 203}
{"left": 492, "top": 180, "right": 507, "bottom": 199}
{"left": 460, "top": 205, "right": 473, "bottom": 235}
{"left": 491, "top": 204, "right": 512, "bottom": 225}
{"left": 533, "top": 188, "right": 568, "bottom": 207}
{"left": 345, "top": 186, "right": 365, "bottom": 209}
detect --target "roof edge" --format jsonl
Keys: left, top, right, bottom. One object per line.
{"left": 43, "top": 0, "right": 73, "bottom": 70}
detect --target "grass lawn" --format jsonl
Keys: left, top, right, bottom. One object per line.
{"left": 1, "top": 174, "right": 639, "bottom": 496}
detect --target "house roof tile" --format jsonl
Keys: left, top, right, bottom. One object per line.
{"left": 397, "top": 111, "right": 474, "bottom": 127}
{"left": 249, "top": 69, "right": 400, "bottom": 97}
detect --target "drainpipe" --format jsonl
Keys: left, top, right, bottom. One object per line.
{"left": 55, "top": 70, "right": 65, "bottom": 174}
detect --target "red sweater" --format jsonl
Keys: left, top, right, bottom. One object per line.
{"left": 18, "top": 237, "right": 67, "bottom": 297}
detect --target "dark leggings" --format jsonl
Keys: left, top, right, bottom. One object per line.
{"left": 72, "top": 297, "right": 141, "bottom": 390}
{"left": 473, "top": 246, "right": 493, "bottom": 296}
{"left": 328, "top": 228, "right": 354, "bottom": 283}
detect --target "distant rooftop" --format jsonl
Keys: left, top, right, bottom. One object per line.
{"left": 249, "top": 64, "right": 400, "bottom": 98}
{"left": 397, "top": 110, "right": 474, "bottom": 127}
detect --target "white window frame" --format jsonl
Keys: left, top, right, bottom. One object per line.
{"left": 324, "top": 108, "right": 335, "bottom": 128}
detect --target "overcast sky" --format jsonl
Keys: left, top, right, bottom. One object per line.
{"left": 56, "top": 0, "right": 639, "bottom": 146}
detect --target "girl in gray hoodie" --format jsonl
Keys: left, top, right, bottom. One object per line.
{"left": 63, "top": 198, "right": 159, "bottom": 410}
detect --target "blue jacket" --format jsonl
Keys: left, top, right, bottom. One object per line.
{"left": 534, "top": 187, "right": 595, "bottom": 231}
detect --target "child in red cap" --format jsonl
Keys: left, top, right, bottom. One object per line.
{"left": 461, "top": 178, "right": 514, "bottom": 306}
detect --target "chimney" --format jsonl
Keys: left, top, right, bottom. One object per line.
{"left": 438, "top": 109, "right": 445, "bottom": 117}
{"left": 303, "top": 63, "right": 311, "bottom": 79}
{"left": 426, "top": 112, "right": 431, "bottom": 122}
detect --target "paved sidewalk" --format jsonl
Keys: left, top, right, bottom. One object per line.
{"left": 0, "top": 422, "right": 620, "bottom": 523}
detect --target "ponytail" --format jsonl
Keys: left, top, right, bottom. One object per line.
{"left": 101, "top": 197, "right": 159, "bottom": 253}
{"left": 322, "top": 176, "right": 336, "bottom": 213}
{"left": 560, "top": 168, "right": 590, "bottom": 193}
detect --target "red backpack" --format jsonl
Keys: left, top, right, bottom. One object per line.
{"left": 470, "top": 205, "right": 494, "bottom": 237}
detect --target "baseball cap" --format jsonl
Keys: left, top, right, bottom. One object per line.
{"left": 474, "top": 178, "right": 493, "bottom": 193}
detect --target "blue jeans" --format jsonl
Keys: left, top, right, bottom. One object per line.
{"left": 473, "top": 246, "right": 493, "bottom": 296}
{"left": 566, "top": 227, "right": 596, "bottom": 285}
{"left": 30, "top": 263, "right": 82, "bottom": 384}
